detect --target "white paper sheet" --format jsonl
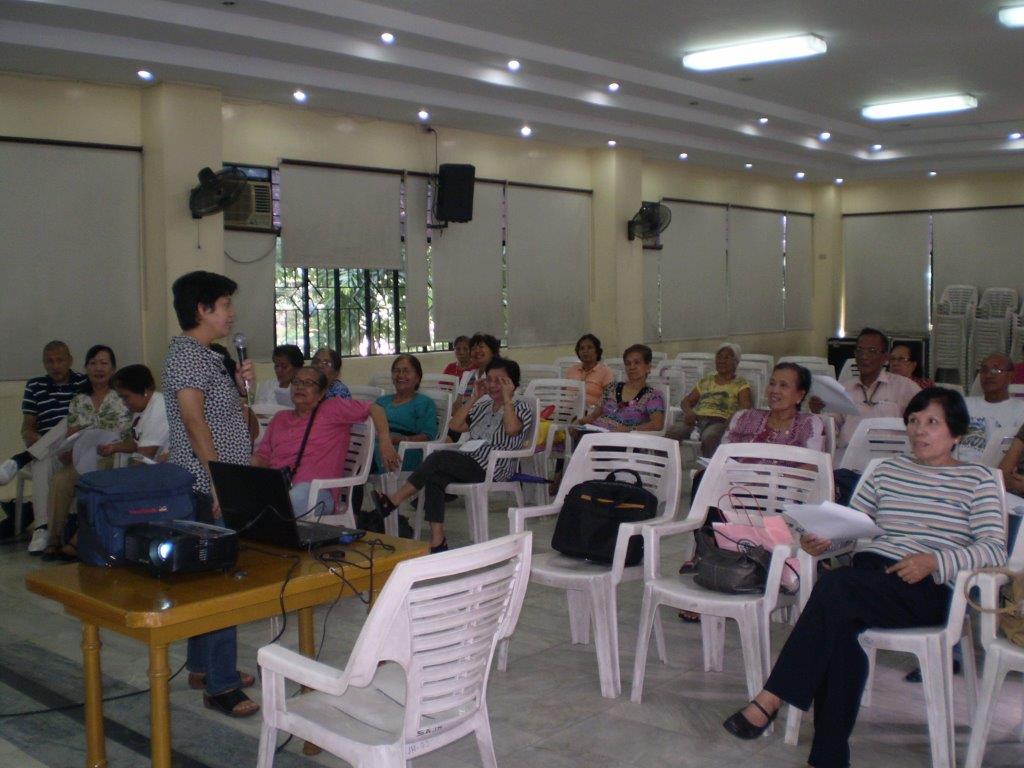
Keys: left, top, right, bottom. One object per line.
{"left": 575, "top": 424, "right": 610, "bottom": 433}
{"left": 809, "top": 375, "right": 861, "bottom": 416}
{"left": 782, "top": 501, "right": 885, "bottom": 540}
{"left": 27, "top": 416, "right": 69, "bottom": 459}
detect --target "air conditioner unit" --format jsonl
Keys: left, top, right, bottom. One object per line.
{"left": 224, "top": 180, "right": 274, "bottom": 230}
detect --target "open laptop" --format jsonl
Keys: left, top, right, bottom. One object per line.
{"left": 209, "top": 462, "right": 365, "bottom": 550}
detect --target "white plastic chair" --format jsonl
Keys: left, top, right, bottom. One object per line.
{"left": 256, "top": 533, "right": 533, "bottom": 768}
{"left": 631, "top": 443, "right": 833, "bottom": 707}
{"left": 416, "top": 397, "right": 542, "bottom": 544}
{"left": 349, "top": 384, "right": 385, "bottom": 402}
{"left": 518, "top": 364, "right": 559, "bottom": 392}
{"left": 743, "top": 353, "right": 775, "bottom": 373}
{"left": 820, "top": 414, "right": 838, "bottom": 462}
{"left": 650, "top": 350, "right": 667, "bottom": 364}
{"left": 736, "top": 364, "right": 765, "bottom": 409}
{"left": 837, "top": 417, "right": 910, "bottom": 473}
{"left": 932, "top": 290, "right": 976, "bottom": 384}
{"left": 380, "top": 389, "right": 453, "bottom": 537}
{"left": 674, "top": 352, "right": 714, "bottom": 366}
{"left": 968, "top": 305, "right": 1013, "bottom": 379}
{"left": 963, "top": 520, "right": 1024, "bottom": 768}
{"left": 604, "top": 359, "right": 626, "bottom": 382}
{"left": 307, "top": 418, "right": 375, "bottom": 527}
{"left": 503, "top": 433, "right": 681, "bottom": 698}
{"left": 1010, "top": 312, "right": 1024, "bottom": 366}
{"left": 778, "top": 356, "right": 835, "bottom": 379}
{"left": 838, "top": 357, "right": 860, "bottom": 382}
{"left": 419, "top": 373, "right": 459, "bottom": 394}
{"left": 934, "top": 382, "right": 965, "bottom": 396}
{"left": 554, "top": 356, "right": 580, "bottom": 377}
{"left": 980, "top": 287, "right": 1019, "bottom": 318}
{"left": 367, "top": 373, "right": 395, "bottom": 393}
{"left": 855, "top": 467, "right": 1008, "bottom": 768}
{"left": 524, "top": 378, "right": 586, "bottom": 485}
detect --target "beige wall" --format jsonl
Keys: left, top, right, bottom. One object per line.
{"left": 1, "top": 71, "right": 848, "bottom": 486}
{"left": 840, "top": 171, "right": 1024, "bottom": 214}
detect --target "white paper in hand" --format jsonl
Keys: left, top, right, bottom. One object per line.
{"left": 576, "top": 423, "right": 610, "bottom": 433}
{"left": 809, "top": 375, "right": 861, "bottom": 416}
{"left": 782, "top": 501, "right": 885, "bottom": 540}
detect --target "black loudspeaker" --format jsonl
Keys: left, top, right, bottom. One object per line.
{"left": 435, "top": 164, "right": 475, "bottom": 222}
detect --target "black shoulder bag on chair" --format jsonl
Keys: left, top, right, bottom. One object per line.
{"left": 280, "top": 401, "right": 320, "bottom": 491}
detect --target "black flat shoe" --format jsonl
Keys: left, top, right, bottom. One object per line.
{"left": 905, "top": 659, "right": 961, "bottom": 683}
{"left": 430, "top": 538, "right": 448, "bottom": 554}
{"left": 723, "top": 699, "right": 778, "bottom": 740}
{"left": 371, "top": 490, "right": 398, "bottom": 516}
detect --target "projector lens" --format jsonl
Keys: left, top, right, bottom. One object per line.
{"left": 156, "top": 541, "right": 173, "bottom": 561}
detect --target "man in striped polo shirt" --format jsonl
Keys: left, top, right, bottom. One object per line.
{"left": 0, "top": 341, "right": 86, "bottom": 552}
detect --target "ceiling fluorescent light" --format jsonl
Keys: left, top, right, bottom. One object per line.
{"left": 999, "top": 6, "right": 1024, "bottom": 26}
{"left": 682, "top": 34, "right": 826, "bottom": 71}
{"left": 861, "top": 94, "right": 977, "bottom": 120}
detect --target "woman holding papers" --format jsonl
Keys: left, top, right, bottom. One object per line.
{"left": 722, "top": 387, "right": 1006, "bottom": 767}
{"left": 575, "top": 344, "right": 665, "bottom": 433}
{"left": 373, "top": 357, "right": 533, "bottom": 554}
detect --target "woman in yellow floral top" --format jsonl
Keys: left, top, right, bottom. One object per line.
{"left": 671, "top": 342, "right": 752, "bottom": 457}
{"left": 42, "top": 345, "right": 130, "bottom": 559}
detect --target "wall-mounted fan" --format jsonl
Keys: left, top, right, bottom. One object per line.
{"left": 627, "top": 201, "right": 672, "bottom": 248}
{"left": 189, "top": 166, "right": 249, "bottom": 219}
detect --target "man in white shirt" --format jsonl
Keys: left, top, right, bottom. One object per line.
{"left": 810, "top": 327, "right": 921, "bottom": 449}
{"left": 960, "top": 353, "right": 1024, "bottom": 464}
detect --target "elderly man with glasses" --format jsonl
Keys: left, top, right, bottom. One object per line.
{"left": 959, "top": 353, "right": 1024, "bottom": 463}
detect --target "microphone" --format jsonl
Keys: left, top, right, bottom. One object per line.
{"left": 232, "top": 332, "right": 253, "bottom": 404}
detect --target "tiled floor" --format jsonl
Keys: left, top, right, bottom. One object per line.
{"left": 1, "top": 500, "right": 1023, "bottom": 768}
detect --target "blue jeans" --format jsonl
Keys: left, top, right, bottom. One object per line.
{"left": 288, "top": 483, "right": 334, "bottom": 518}
{"left": 185, "top": 492, "right": 242, "bottom": 695}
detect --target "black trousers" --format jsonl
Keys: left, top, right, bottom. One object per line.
{"left": 765, "top": 553, "right": 951, "bottom": 768}
{"left": 406, "top": 450, "right": 485, "bottom": 524}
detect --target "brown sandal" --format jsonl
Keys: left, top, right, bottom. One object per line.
{"left": 203, "top": 689, "right": 259, "bottom": 718}
{"left": 189, "top": 671, "right": 256, "bottom": 690}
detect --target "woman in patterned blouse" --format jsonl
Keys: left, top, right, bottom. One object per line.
{"left": 723, "top": 387, "right": 1006, "bottom": 766}
{"left": 576, "top": 344, "right": 665, "bottom": 433}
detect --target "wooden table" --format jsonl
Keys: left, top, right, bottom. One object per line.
{"left": 25, "top": 535, "right": 428, "bottom": 768}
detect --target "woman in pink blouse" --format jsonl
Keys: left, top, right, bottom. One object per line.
{"left": 565, "top": 333, "right": 615, "bottom": 408}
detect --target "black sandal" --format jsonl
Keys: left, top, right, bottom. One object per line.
{"left": 371, "top": 490, "right": 398, "bottom": 516}
{"left": 430, "top": 538, "right": 448, "bottom": 554}
{"left": 203, "top": 688, "right": 259, "bottom": 718}
{"left": 723, "top": 699, "right": 778, "bottom": 740}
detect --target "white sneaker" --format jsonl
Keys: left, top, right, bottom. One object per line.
{"left": 0, "top": 458, "right": 18, "bottom": 485}
{"left": 28, "top": 526, "right": 49, "bottom": 555}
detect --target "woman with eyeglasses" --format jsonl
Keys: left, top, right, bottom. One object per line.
{"left": 98, "top": 364, "right": 170, "bottom": 462}
{"left": 311, "top": 347, "right": 351, "bottom": 399}
{"left": 887, "top": 343, "right": 932, "bottom": 389}
{"left": 252, "top": 366, "right": 399, "bottom": 516}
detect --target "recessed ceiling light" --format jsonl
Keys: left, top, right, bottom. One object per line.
{"left": 607, "top": 139, "right": 617, "bottom": 147}
{"left": 608, "top": 82, "right": 619, "bottom": 92}
{"left": 293, "top": 89, "right": 307, "bottom": 103}
{"left": 928, "top": 170, "right": 938, "bottom": 177}
{"left": 834, "top": 178, "right": 844, "bottom": 185}
{"left": 871, "top": 143, "right": 883, "bottom": 151}
{"left": 1009, "top": 131, "right": 1023, "bottom": 140}
{"left": 744, "top": 163, "right": 753, "bottom": 169}
{"left": 520, "top": 125, "right": 532, "bottom": 137}
{"left": 861, "top": 94, "right": 977, "bottom": 120}
{"left": 507, "top": 59, "right": 521, "bottom": 72}
{"left": 678, "top": 152, "right": 689, "bottom": 160}
{"left": 417, "top": 109, "right": 430, "bottom": 121}
{"left": 795, "top": 171, "right": 806, "bottom": 180}
{"left": 818, "top": 131, "right": 831, "bottom": 141}
{"left": 758, "top": 116, "right": 769, "bottom": 124}
{"left": 136, "top": 70, "right": 154, "bottom": 81}
{"left": 999, "top": 6, "right": 1024, "bottom": 26}
{"left": 682, "top": 34, "right": 827, "bottom": 71}
{"left": 380, "top": 32, "right": 395, "bottom": 44}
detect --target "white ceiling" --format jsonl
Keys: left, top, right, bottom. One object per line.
{"left": 2, "top": 0, "right": 1024, "bottom": 181}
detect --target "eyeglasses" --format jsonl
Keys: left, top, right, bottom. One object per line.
{"left": 855, "top": 346, "right": 883, "bottom": 356}
{"left": 888, "top": 356, "right": 912, "bottom": 363}
{"left": 978, "top": 366, "right": 1011, "bottom": 375}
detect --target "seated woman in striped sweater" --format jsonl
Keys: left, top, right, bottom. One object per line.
{"left": 721, "top": 386, "right": 1006, "bottom": 768}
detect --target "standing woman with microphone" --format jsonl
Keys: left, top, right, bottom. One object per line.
{"left": 163, "top": 271, "right": 259, "bottom": 718}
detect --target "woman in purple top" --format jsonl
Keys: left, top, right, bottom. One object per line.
{"left": 577, "top": 344, "right": 665, "bottom": 433}
{"left": 722, "top": 363, "right": 825, "bottom": 451}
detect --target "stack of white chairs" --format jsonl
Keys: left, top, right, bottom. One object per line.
{"left": 931, "top": 285, "right": 978, "bottom": 384}
{"left": 631, "top": 443, "right": 834, "bottom": 707}
{"left": 1010, "top": 312, "right": 1024, "bottom": 365}
{"left": 256, "top": 533, "right": 532, "bottom": 768}
{"left": 980, "top": 287, "right": 1020, "bottom": 318}
{"left": 964, "top": 518, "right": 1024, "bottom": 768}
{"left": 503, "top": 433, "right": 681, "bottom": 698}
{"left": 518, "top": 364, "right": 560, "bottom": 392}
{"left": 348, "top": 384, "right": 385, "bottom": 402}
{"left": 778, "top": 355, "right": 835, "bottom": 379}
{"left": 420, "top": 373, "right": 459, "bottom": 394}
{"left": 968, "top": 302, "right": 1014, "bottom": 378}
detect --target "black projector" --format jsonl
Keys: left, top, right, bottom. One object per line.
{"left": 123, "top": 520, "right": 239, "bottom": 577}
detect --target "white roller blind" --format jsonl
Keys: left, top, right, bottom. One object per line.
{"left": 0, "top": 142, "right": 142, "bottom": 380}
{"left": 506, "top": 186, "right": 591, "bottom": 347}
{"left": 843, "top": 213, "right": 930, "bottom": 332}
{"left": 403, "top": 176, "right": 430, "bottom": 347}
{"left": 431, "top": 183, "right": 505, "bottom": 340}
{"left": 658, "top": 202, "right": 728, "bottom": 340}
{"left": 932, "top": 209, "right": 1024, "bottom": 300}
{"left": 785, "top": 215, "right": 814, "bottom": 330}
{"left": 224, "top": 231, "right": 278, "bottom": 359}
{"left": 728, "top": 209, "right": 785, "bottom": 334}
{"left": 280, "top": 164, "right": 401, "bottom": 269}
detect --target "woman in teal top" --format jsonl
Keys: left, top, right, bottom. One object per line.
{"left": 374, "top": 354, "right": 437, "bottom": 471}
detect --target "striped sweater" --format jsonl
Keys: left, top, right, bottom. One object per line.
{"left": 850, "top": 455, "right": 1006, "bottom": 586}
